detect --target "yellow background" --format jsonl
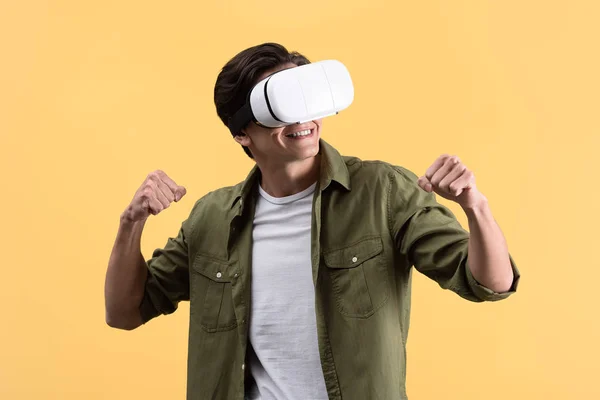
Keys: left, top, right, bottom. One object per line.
{"left": 1, "top": 1, "right": 598, "bottom": 399}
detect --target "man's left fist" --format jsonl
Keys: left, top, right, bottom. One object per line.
{"left": 417, "top": 154, "right": 487, "bottom": 209}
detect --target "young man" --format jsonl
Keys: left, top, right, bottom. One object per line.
{"left": 104, "top": 43, "right": 520, "bottom": 400}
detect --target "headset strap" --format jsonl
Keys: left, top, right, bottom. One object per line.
{"left": 228, "top": 102, "right": 253, "bottom": 136}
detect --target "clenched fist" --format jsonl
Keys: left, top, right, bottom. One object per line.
{"left": 417, "top": 154, "right": 487, "bottom": 210}
{"left": 122, "top": 170, "right": 187, "bottom": 222}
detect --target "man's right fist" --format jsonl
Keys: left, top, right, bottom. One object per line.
{"left": 122, "top": 170, "right": 187, "bottom": 222}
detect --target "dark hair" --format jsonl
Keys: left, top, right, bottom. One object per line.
{"left": 214, "top": 43, "right": 311, "bottom": 159}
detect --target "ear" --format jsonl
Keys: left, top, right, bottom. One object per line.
{"left": 233, "top": 131, "right": 252, "bottom": 147}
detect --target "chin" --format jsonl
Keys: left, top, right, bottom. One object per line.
{"left": 298, "top": 143, "right": 320, "bottom": 160}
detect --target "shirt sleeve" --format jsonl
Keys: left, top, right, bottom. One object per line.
{"left": 388, "top": 165, "right": 520, "bottom": 303}
{"left": 139, "top": 221, "right": 191, "bottom": 324}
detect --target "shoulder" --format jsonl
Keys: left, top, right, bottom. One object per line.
{"left": 341, "top": 154, "right": 433, "bottom": 210}
{"left": 184, "top": 182, "right": 244, "bottom": 226}
{"left": 342, "top": 155, "right": 420, "bottom": 187}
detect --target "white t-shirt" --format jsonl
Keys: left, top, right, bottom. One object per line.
{"left": 245, "top": 181, "right": 328, "bottom": 400}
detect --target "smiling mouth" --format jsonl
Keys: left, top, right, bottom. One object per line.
{"left": 285, "top": 129, "right": 313, "bottom": 139}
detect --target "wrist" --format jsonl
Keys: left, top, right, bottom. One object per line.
{"left": 120, "top": 210, "right": 147, "bottom": 227}
{"left": 461, "top": 195, "right": 490, "bottom": 218}
{"left": 461, "top": 191, "right": 489, "bottom": 213}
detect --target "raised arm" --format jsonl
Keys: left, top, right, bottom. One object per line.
{"left": 104, "top": 170, "right": 186, "bottom": 330}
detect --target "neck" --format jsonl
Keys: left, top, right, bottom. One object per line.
{"left": 256, "top": 155, "right": 321, "bottom": 198}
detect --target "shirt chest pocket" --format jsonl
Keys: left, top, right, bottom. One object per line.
{"left": 190, "top": 255, "right": 238, "bottom": 332}
{"left": 323, "top": 236, "right": 390, "bottom": 318}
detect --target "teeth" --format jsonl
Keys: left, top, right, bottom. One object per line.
{"left": 286, "top": 129, "right": 312, "bottom": 138}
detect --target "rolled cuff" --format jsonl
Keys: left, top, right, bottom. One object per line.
{"left": 465, "top": 254, "right": 520, "bottom": 302}
{"left": 139, "top": 287, "right": 161, "bottom": 324}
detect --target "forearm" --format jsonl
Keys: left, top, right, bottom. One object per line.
{"left": 104, "top": 214, "right": 148, "bottom": 330}
{"left": 463, "top": 199, "right": 514, "bottom": 293}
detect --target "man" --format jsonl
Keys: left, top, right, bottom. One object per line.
{"left": 104, "top": 42, "right": 520, "bottom": 400}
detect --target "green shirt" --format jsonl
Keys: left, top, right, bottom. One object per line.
{"left": 139, "top": 139, "right": 520, "bottom": 400}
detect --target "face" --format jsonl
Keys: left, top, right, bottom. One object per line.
{"left": 234, "top": 62, "right": 323, "bottom": 165}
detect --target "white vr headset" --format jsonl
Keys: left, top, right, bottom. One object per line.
{"left": 228, "top": 60, "right": 354, "bottom": 135}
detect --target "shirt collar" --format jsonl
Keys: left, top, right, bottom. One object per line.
{"left": 229, "top": 138, "right": 351, "bottom": 210}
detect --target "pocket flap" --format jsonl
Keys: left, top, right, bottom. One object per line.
{"left": 192, "top": 254, "right": 233, "bottom": 282}
{"left": 323, "top": 236, "right": 383, "bottom": 269}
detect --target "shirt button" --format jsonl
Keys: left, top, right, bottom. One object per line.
{"left": 352, "top": 256, "right": 358, "bottom": 263}
{"left": 234, "top": 273, "right": 239, "bottom": 278}
{"left": 242, "top": 364, "right": 245, "bottom": 370}
{"left": 216, "top": 272, "right": 222, "bottom": 278}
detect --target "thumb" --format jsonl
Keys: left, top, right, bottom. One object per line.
{"left": 175, "top": 186, "right": 187, "bottom": 202}
{"left": 418, "top": 176, "right": 433, "bottom": 192}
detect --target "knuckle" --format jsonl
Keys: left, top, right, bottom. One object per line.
{"left": 141, "top": 187, "right": 153, "bottom": 198}
{"left": 149, "top": 170, "right": 162, "bottom": 180}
